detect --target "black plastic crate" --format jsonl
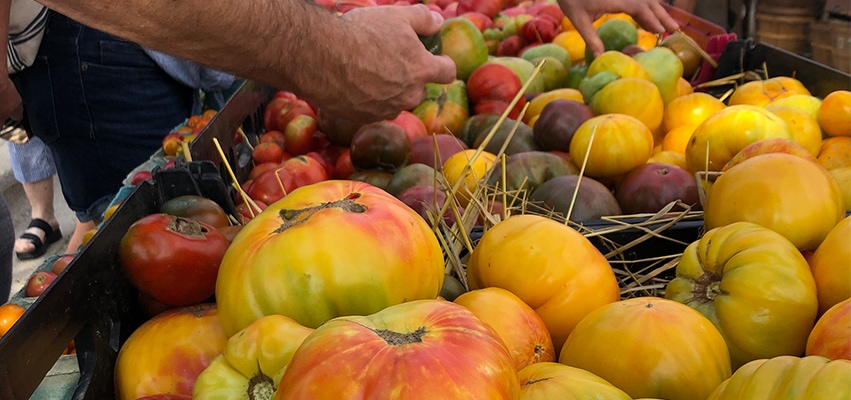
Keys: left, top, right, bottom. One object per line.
{"left": 0, "top": 161, "right": 236, "bottom": 399}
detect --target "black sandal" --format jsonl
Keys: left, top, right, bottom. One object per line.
{"left": 15, "top": 218, "right": 63, "bottom": 260}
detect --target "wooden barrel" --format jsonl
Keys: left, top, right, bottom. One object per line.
{"left": 755, "top": 5, "right": 818, "bottom": 54}
{"left": 810, "top": 20, "right": 833, "bottom": 65}
{"left": 831, "top": 19, "right": 851, "bottom": 73}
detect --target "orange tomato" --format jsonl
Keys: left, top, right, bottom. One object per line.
{"left": 806, "top": 298, "right": 851, "bottom": 360}
{"left": 663, "top": 92, "right": 726, "bottom": 132}
{"left": 647, "top": 150, "right": 688, "bottom": 170}
{"left": 817, "top": 90, "right": 851, "bottom": 137}
{"left": 569, "top": 114, "right": 655, "bottom": 178}
{"left": 467, "top": 214, "right": 620, "bottom": 355}
{"left": 552, "top": 30, "right": 586, "bottom": 65}
{"left": 518, "top": 362, "right": 632, "bottom": 399}
{"left": 636, "top": 29, "right": 658, "bottom": 51}
{"left": 704, "top": 153, "right": 845, "bottom": 251}
{"left": 559, "top": 297, "right": 732, "bottom": 400}
{"left": 676, "top": 77, "right": 695, "bottom": 97}
{"left": 591, "top": 78, "right": 664, "bottom": 133}
{"left": 817, "top": 136, "right": 851, "bottom": 170}
{"left": 728, "top": 77, "right": 811, "bottom": 107}
{"left": 662, "top": 124, "right": 698, "bottom": 155}
{"left": 454, "top": 287, "right": 555, "bottom": 371}
{"left": 809, "top": 216, "right": 851, "bottom": 316}
{"left": 765, "top": 105, "right": 824, "bottom": 157}
{"left": 0, "top": 303, "right": 25, "bottom": 338}
{"left": 442, "top": 149, "right": 497, "bottom": 207}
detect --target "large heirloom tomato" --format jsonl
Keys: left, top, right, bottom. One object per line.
{"left": 114, "top": 304, "right": 228, "bottom": 400}
{"left": 807, "top": 298, "right": 851, "bottom": 361}
{"left": 517, "top": 362, "right": 631, "bottom": 400}
{"left": 275, "top": 300, "right": 520, "bottom": 400}
{"left": 467, "top": 214, "right": 619, "bottom": 354}
{"left": 809, "top": 215, "right": 851, "bottom": 315}
{"left": 568, "top": 114, "right": 655, "bottom": 179}
{"left": 559, "top": 297, "right": 732, "bottom": 400}
{"left": 193, "top": 315, "right": 314, "bottom": 400}
{"left": 216, "top": 180, "right": 444, "bottom": 336}
{"left": 119, "top": 213, "right": 230, "bottom": 307}
{"left": 666, "top": 222, "right": 819, "bottom": 369}
{"left": 707, "top": 355, "right": 851, "bottom": 400}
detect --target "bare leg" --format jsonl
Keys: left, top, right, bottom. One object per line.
{"left": 14, "top": 177, "right": 61, "bottom": 254}
{"left": 65, "top": 220, "right": 97, "bottom": 254}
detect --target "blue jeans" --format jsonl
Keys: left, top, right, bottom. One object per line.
{"left": 12, "top": 11, "right": 196, "bottom": 222}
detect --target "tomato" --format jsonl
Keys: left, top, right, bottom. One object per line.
{"left": 559, "top": 297, "right": 732, "bottom": 400}
{"left": 160, "top": 195, "right": 230, "bottom": 229}
{"left": 333, "top": 149, "right": 357, "bottom": 179}
{"left": 809, "top": 215, "right": 851, "bottom": 315}
{"left": 278, "top": 155, "right": 329, "bottom": 192}
{"left": 114, "top": 304, "right": 228, "bottom": 400}
{"left": 246, "top": 169, "right": 295, "bottom": 206}
{"left": 283, "top": 114, "right": 323, "bottom": 156}
{"left": 263, "top": 97, "right": 295, "bottom": 132}
{"left": 252, "top": 142, "right": 285, "bottom": 165}
{"left": 0, "top": 303, "right": 25, "bottom": 339}
{"left": 161, "top": 132, "right": 185, "bottom": 157}
{"left": 119, "top": 214, "right": 230, "bottom": 307}
{"left": 237, "top": 200, "right": 268, "bottom": 224}
{"left": 441, "top": 149, "right": 497, "bottom": 208}
{"left": 727, "top": 76, "right": 811, "bottom": 107}
{"left": 276, "top": 99, "right": 316, "bottom": 138}
{"left": 412, "top": 81, "right": 470, "bottom": 137}
{"left": 467, "top": 214, "right": 619, "bottom": 354}
{"left": 247, "top": 162, "right": 280, "bottom": 182}
{"left": 260, "top": 130, "right": 286, "bottom": 147}
{"left": 193, "top": 315, "right": 313, "bottom": 400}
{"left": 454, "top": 287, "right": 555, "bottom": 371}
{"left": 349, "top": 121, "right": 412, "bottom": 171}
{"left": 807, "top": 298, "right": 851, "bottom": 361}
{"left": 216, "top": 180, "right": 444, "bottom": 336}
{"left": 25, "top": 271, "right": 57, "bottom": 297}
{"left": 518, "top": 362, "right": 631, "bottom": 400}
{"left": 685, "top": 105, "right": 793, "bottom": 172}
{"left": 704, "top": 153, "right": 845, "bottom": 251}
{"left": 586, "top": 50, "right": 651, "bottom": 81}
{"left": 466, "top": 63, "right": 526, "bottom": 119}
{"left": 591, "top": 78, "right": 664, "bottom": 134}
{"left": 707, "top": 355, "right": 851, "bottom": 400}
{"left": 569, "top": 114, "right": 654, "bottom": 179}
{"left": 662, "top": 92, "right": 726, "bottom": 132}
{"left": 275, "top": 300, "right": 520, "bottom": 399}
{"left": 666, "top": 222, "right": 819, "bottom": 369}
{"left": 818, "top": 89, "right": 851, "bottom": 137}
{"left": 51, "top": 254, "right": 76, "bottom": 275}
{"left": 817, "top": 136, "right": 851, "bottom": 170}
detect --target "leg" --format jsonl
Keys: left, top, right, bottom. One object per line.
{"left": 65, "top": 220, "right": 97, "bottom": 254}
{"left": 14, "top": 177, "right": 62, "bottom": 255}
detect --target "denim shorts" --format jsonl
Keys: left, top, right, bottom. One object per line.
{"left": 12, "top": 11, "right": 196, "bottom": 222}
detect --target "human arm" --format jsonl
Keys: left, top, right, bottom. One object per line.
{"left": 557, "top": 0, "right": 681, "bottom": 58}
{"left": 0, "top": 0, "right": 24, "bottom": 122}
{"left": 35, "top": 0, "right": 455, "bottom": 123}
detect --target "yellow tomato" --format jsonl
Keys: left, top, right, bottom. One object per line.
{"left": 809, "top": 216, "right": 851, "bottom": 316}
{"left": 817, "top": 136, "right": 851, "bottom": 170}
{"left": 666, "top": 222, "right": 819, "bottom": 369}
{"left": 518, "top": 362, "right": 632, "bottom": 400}
{"left": 524, "top": 88, "right": 584, "bottom": 125}
{"left": 766, "top": 93, "right": 822, "bottom": 120}
{"left": 818, "top": 90, "right": 851, "bottom": 137}
{"left": 570, "top": 114, "right": 655, "bottom": 178}
{"left": 442, "top": 149, "right": 497, "bottom": 207}
{"left": 552, "top": 30, "right": 586, "bottom": 65}
{"left": 728, "top": 76, "right": 811, "bottom": 107}
{"left": 647, "top": 150, "right": 688, "bottom": 170}
{"left": 467, "top": 214, "right": 620, "bottom": 354}
{"left": 828, "top": 166, "right": 851, "bottom": 210}
{"left": 806, "top": 298, "right": 851, "bottom": 360}
{"left": 663, "top": 92, "right": 726, "bottom": 132}
{"left": 661, "top": 124, "right": 698, "bottom": 155}
{"left": 636, "top": 29, "right": 658, "bottom": 51}
{"left": 591, "top": 78, "right": 664, "bottom": 133}
{"left": 685, "top": 105, "right": 793, "bottom": 172}
{"left": 586, "top": 51, "right": 651, "bottom": 81}
{"left": 560, "top": 297, "right": 732, "bottom": 400}
{"left": 764, "top": 105, "right": 823, "bottom": 157}
{"left": 707, "top": 356, "right": 851, "bottom": 400}
{"left": 704, "top": 153, "right": 845, "bottom": 251}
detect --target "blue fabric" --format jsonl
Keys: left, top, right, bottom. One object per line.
{"left": 11, "top": 11, "right": 196, "bottom": 222}
{"left": 6, "top": 136, "right": 56, "bottom": 183}
{"left": 142, "top": 49, "right": 236, "bottom": 115}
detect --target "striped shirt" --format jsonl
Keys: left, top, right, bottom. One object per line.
{"left": 7, "top": 0, "right": 48, "bottom": 74}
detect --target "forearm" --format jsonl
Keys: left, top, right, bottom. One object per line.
{"left": 36, "top": 0, "right": 348, "bottom": 96}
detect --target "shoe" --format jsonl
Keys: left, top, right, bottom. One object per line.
{"left": 15, "top": 218, "right": 63, "bottom": 260}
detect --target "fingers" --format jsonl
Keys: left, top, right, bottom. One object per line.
{"left": 570, "top": 12, "right": 605, "bottom": 58}
{"left": 654, "top": 1, "right": 682, "bottom": 33}
{"left": 404, "top": 4, "right": 444, "bottom": 37}
{"left": 429, "top": 55, "right": 457, "bottom": 85}
{"left": 632, "top": 1, "right": 679, "bottom": 34}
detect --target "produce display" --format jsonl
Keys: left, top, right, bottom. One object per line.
{"left": 2, "top": 0, "right": 851, "bottom": 399}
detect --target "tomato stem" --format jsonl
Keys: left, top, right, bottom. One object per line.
{"left": 373, "top": 326, "right": 426, "bottom": 346}
{"left": 248, "top": 372, "right": 275, "bottom": 400}
{"left": 166, "top": 216, "right": 209, "bottom": 239}
{"left": 692, "top": 271, "right": 725, "bottom": 302}
{"left": 274, "top": 194, "right": 367, "bottom": 233}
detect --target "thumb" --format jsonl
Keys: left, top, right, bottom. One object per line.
{"left": 571, "top": 15, "right": 604, "bottom": 59}
{"left": 405, "top": 4, "right": 445, "bottom": 37}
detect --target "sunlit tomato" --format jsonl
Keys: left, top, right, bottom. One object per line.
{"left": 728, "top": 76, "right": 811, "bottom": 107}
{"left": 160, "top": 195, "right": 230, "bottom": 229}
{"left": 275, "top": 300, "right": 520, "bottom": 399}
{"left": 119, "top": 214, "right": 230, "bottom": 307}
{"left": 216, "top": 180, "right": 445, "bottom": 336}
{"left": 704, "top": 153, "right": 845, "bottom": 251}
{"left": 193, "top": 315, "right": 313, "bottom": 400}
{"left": 518, "top": 362, "right": 631, "bottom": 400}
{"left": 559, "top": 297, "right": 732, "bottom": 400}
{"left": 441, "top": 149, "right": 497, "bottom": 207}
{"left": 807, "top": 298, "right": 851, "bottom": 360}
{"left": 0, "top": 303, "right": 25, "bottom": 339}
{"left": 809, "top": 215, "right": 851, "bottom": 315}
{"left": 586, "top": 50, "right": 651, "bottom": 81}
{"left": 468, "top": 214, "right": 619, "bottom": 354}
{"left": 685, "top": 105, "right": 793, "bottom": 172}
{"left": 454, "top": 287, "right": 555, "bottom": 371}
{"left": 707, "top": 356, "right": 851, "bottom": 400}
{"left": 114, "top": 304, "right": 227, "bottom": 400}
{"left": 591, "top": 78, "right": 664, "bottom": 134}
{"left": 662, "top": 92, "right": 726, "bottom": 132}
{"left": 666, "top": 222, "right": 819, "bottom": 369}
{"left": 817, "top": 89, "right": 851, "bottom": 137}
{"left": 569, "top": 114, "right": 654, "bottom": 179}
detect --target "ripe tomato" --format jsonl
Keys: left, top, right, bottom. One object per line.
{"left": 560, "top": 297, "right": 732, "bottom": 400}
{"left": 278, "top": 155, "right": 328, "bottom": 192}
{"left": 666, "top": 222, "right": 819, "bottom": 369}
{"left": 260, "top": 130, "right": 286, "bottom": 147}
{"left": 193, "top": 315, "right": 313, "bottom": 399}
{"left": 817, "top": 90, "right": 851, "bottom": 137}
{"left": 809, "top": 216, "right": 851, "bottom": 315}
{"left": 0, "top": 303, "right": 25, "bottom": 339}
{"left": 114, "top": 304, "right": 227, "bottom": 400}
{"left": 569, "top": 114, "right": 654, "bottom": 179}
{"left": 707, "top": 356, "right": 851, "bottom": 399}
{"left": 806, "top": 298, "right": 851, "bottom": 360}
{"left": 160, "top": 195, "right": 230, "bottom": 229}
{"left": 276, "top": 300, "right": 520, "bottom": 399}
{"left": 264, "top": 97, "right": 295, "bottom": 132}
{"left": 518, "top": 362, "right": 631, "bottom": 400}
{"left": 119, "top": 214, "right": 230, "bottom": 307}
{"left": 215, "top": 180, "right": 444, "bottom": 336}
{"left": 252, "top": 142, "right": 285, "bottom": 165}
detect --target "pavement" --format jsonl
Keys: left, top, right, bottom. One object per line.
{"left": 1, "top": 141, "right": 78, "bottom": 302}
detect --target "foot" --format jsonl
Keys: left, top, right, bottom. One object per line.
{"left": 15, "top": 218, "right": 63, "bottom": 260}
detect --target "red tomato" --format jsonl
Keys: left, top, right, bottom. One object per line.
{"left": 251, "top": 142, "right": 285, "bottom": 165}
{"left": 334, "top": 149, "right": 357, "bottom": 179}
{"left": 259, "top": 130, "right": 286, "bottom": 147}
{"left": 26, "top": 271, "right": 57, "bottom": 297}
{"left": 273, "top": 90, "right": 298, "bottom": 101}
{"left": 263, "top": 97, "right": 295, "bottom": 132}
{"left": 276, "top": 99, "right": 316, "bottom": 137}
{"left": 305, "top": 151, "right": 336, "bottom": 178}
{"left": 279, "top": 155, "right": 329, "bottom": 191}
{"left": 237, "top": 200, "right": 268, "bottom": 224}
{"left": 247, "top": 161, "right": 280, "bottom": 182}
{"left": 283, "top": 114, "right": 323, "bottom": 156}
{"left": 246, "top": 170, "right": 294, "bottom": 205}
{"left": 118, "top": 214, "right": 230, "bottom": 307}
{"left": 51, "top": 254, "right": 76, "bottom": 275}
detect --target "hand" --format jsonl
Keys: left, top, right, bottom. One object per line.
{"left": 557, "top": 0, "right": 680, "bottom": 58}
{"left": 305, "top": 5, "right": 456, "bottom": 124}
{"left": 0, "top": 74, "right": 23, "bottom": 122}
